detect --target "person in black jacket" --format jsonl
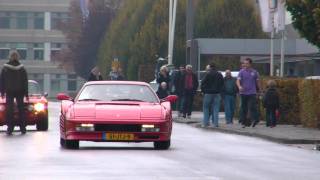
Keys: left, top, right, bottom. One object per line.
{"left": 156, "top": 82, "right": 169, "bottom": 99}
{"left": 0, "top": 51, "right": 28, "bottom": 135}
{"left": 200, "top": 62, "right": 224, "bottom": 127}
{"left": 263, "top": 80, "right": 279, "bottom": 127}
{"left": 173, "top": 65, "right": 185, "bottom": 117}
{"left": 88, "top": 66, "right": 103, "bottom": 81}
{"left": 156, "top": 65, "right": 170, "bottom": 90}
{"left": 181, "top": 65, "right": 198, "bottom": 119}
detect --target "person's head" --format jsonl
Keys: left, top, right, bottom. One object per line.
{"left": 209, "top": 62, "right": 216, "bottom": 70}
{"left": 160, "top": 82, "right": 167, "bottom": 90}
{"left": 9, "top": 50, "right": 20, "bottom": 61}
{"left": 243, "top": 58, "right": 253, "bottom": 69}
{"left": 160, "top": 65, "right": 168, "bottom": 75}
{"left": 186, "top": 64, "right": 192, "bottom": 73}
{"left": 205, "top": 64, "right": 211, "bottom": 71}
{"left": 179, "top": 65, "right": 185, "bottom": 72}
{"left": 225, "top": 69, "right": 232, "bottom": 78}
{"left": 267, "top": 80, "right": 276, "bottom": 88}
{"left": 91, "top": 66, "right": 100, "bottom": 75}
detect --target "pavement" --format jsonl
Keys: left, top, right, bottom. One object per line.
{"left": 173, "top": 111, "right": 320, "bottom": 145}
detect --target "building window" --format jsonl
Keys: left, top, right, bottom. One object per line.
{"left": 51, "top": 12, "right": 69, "bottom": 30}
{"left": 68, "top": 74, "right": 77, "bottom": 91}
{"left": 0, "top": 49, "right": 9, "bottom": 59}
{"left": 34, "top": 17, "right": 44, "bottom": 29}
{"left": 0, "top": 17, "right": 10, "bottom": 28}
{"left": 16, "top": 12, "right": 28, "bottom": 29}
{"left": 17, "top": 49, "right": 27, "bottom": 60}
{"left": 51, "top": 79, "right": 61, "bottom": 92}
{"left": 34, "top": 50, "right": 44, "bottom": 60}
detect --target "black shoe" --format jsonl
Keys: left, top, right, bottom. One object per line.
{"left": 20, "top": 128, "right": 26, "bottom": 134}
{"left": 252, "top": 121, "right": 259, "bottom": 127}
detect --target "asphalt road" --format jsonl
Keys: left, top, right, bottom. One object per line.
{"left": 0, "top": 102, "right": 319, "bottom": 180}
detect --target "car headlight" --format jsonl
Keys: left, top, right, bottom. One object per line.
{"left": 76, "top": 123, "right": 94, "bottom": 132}
{"left": 141, "top": 124, "right": 160, "bottom": 132}
{"left": 34, "top": 103, "right": 45, "bottom": 112}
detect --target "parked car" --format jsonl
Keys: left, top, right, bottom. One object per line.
{"left": 57, "top": 81, "right": 177, "bottom": 149}
{"left": 0, "top": 80, "right": 49, "bottom": 131}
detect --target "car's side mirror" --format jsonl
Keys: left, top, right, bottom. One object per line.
{"left": 44, "top": 92, "right": 48, "bottom": 97}
{"left": 56, "top": 93, "right": 72, "bottom": 101}
{"left": 162, "top": 95, "right": 178, "bottom": 103}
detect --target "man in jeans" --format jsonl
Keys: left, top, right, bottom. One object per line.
{"left": 236, "top": 58, "right": 260, "bottom": 128}
{"left": 223, "top": 70, "right": 238, "bottom": 124}
{"left": 201, "top": 62, "right": 224, "bottom": 127}
{"left": 181, "top": 65, "right": 198, "bottom": 119}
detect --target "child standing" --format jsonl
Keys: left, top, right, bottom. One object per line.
{"left": 263, "top": 80, "right": 280, "bottom": 128}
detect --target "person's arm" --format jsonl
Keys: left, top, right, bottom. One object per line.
{"left": 236, "top": 78, "right": 243, "bottom": 92}
{"left": 23, "top": 68, "right": 28, "bottom": 99}
{"left": 0, "top": 69, "right": 5, "bottom": 97}
{"left": 256, "top": 71, "right": 261, "bottom": 93}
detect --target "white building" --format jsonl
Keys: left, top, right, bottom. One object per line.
{"left": 0, "top": 0, "right": 85, "bottom": 97}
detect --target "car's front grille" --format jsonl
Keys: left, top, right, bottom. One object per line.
{"left": 94, "top": 124, "right": 141, "bottom": 132}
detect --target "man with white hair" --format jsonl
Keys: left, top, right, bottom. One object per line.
{"left": 0, "top": 51, "right": 28, "bottom": 135}
{"left": 180, "top": 64, "right": 198, "bottom": 119}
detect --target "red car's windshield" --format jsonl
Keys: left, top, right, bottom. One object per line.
{"left": 77, "top": 84, "right": 158, "bottom": 103}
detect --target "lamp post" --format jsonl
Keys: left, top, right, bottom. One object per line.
{"left": 269, "top": 0, "right": 277, "bottom": 76}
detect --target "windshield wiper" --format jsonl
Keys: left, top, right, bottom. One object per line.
{"left": 111, "top": 98, "right": 144, "bottom": 102}
{"left": 78, "top": 98, "right": 100, "bottom": 101}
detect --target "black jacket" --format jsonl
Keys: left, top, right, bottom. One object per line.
{"left": 173, "top": 70, "right": 185, "bottom": 95}
{"left": 88, "top": 73, "right": 103, "bottom": 81}
{"left": 0, "top": 60, "right": 28, "bottom": 96}
{"left": 201, "top": 70, "right": 224, "bottom": 94}
{"left": 156, "top": 88, "right": 169, "bottom": 99}
{"left": 156, "top": 73, "right": 170, "bottom": 87}
{"left": 263, "top": 87, "right": 279, "bottom": 109}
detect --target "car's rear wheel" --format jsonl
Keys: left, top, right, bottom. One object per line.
{"left": 65, "top": 139, "right": 79, "bottom": 149}
{"left": 154, "top": 140, "right": 170, "bottom": 150}
{"left": 36, "top": 116, "right": 48, "bottom": 131}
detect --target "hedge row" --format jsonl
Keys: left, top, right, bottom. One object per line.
{"left": 192, "top": 78, "right": 320, "bottom": 129}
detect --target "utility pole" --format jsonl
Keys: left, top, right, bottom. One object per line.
{"left": 168, "top": 0, "right": 177, "bottom": 65}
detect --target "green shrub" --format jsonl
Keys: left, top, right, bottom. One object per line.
{"left": 299, "top": 80, "right": 320, "bottom": 129}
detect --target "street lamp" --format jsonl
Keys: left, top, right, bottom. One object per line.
{"left": 269, "top": 0, "right": 277, "bottom": 76}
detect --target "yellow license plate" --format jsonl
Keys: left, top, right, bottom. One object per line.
{"left": 104, "top": 133, "right": 134, "bottom": 140}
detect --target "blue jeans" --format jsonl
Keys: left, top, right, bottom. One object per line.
{"left": 203, "top": 94, "right": 221, "bottom": 126}
{"left": 266, "top": 108, "right": 276, "bottom": 126}
{"left": 224, "top": 95, "right": 236, "bottom": 124}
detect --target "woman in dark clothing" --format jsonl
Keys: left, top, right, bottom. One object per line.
{"left": 88, "top": 66, "right": 103, "bottom": 81}
{"left": 156, "top": 65, "right": 170, "bottom": 89}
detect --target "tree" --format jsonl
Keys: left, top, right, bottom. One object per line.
{"left": 58, "top": 0, "right": 119, "bottom": 79}
{"left": 287, "top": 0, "right": 320, "bottom": 48}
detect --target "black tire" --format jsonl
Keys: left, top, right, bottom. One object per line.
{"left": 154, "top": 140, "right": 170, "bottom": 150}
{"left": 65, "top": 140, "right": 79, "bottom": 149}
{"left": 36, "top": 116, "right": 48, "bottom": 131}
{"left": 60, "top": 138, "right": 65, "bottom": 147}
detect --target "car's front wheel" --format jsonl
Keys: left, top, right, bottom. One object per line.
{"left": 154, "top": 140, "right": 170, "bottom": 150}
{"left": 64, "top": 139, "right": 79, "bottom": 149}
{"left": 36, "top": 116, "right": 48, "bottom": 131}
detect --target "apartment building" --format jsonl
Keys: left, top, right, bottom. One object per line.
{"left": 0, "top": 0, "right": 85, "bottom": 97}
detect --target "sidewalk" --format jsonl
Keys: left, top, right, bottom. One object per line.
{"left": 173, "top": 111, "right": 320, "bottom": 144}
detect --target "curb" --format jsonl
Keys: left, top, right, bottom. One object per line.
{"left": 173, "top": 118, "right": 320, "bottom": 144}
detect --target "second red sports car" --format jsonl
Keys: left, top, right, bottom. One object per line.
{"left": 57, "top": 81, "right": 177, "bottom": 149}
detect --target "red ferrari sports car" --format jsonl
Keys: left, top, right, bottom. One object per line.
{"left": 0, "top": 80, "right": 48, "bottom": 131}
{"left": 57, "top": 81, "right": 177, "bottom": 149}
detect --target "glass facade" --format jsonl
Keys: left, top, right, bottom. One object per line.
{"left": 0, "top": 11, "right": 45, "bottom": 29}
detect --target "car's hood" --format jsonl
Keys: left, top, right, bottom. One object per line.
{"left": 73, "top": 102, "right": 163, "bottom": 120}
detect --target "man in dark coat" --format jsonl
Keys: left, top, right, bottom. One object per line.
{"left": 173, "top": 65, "right": 185, "bottom": 117}
{"left": 181, "top": 65, "right": 198, "bottom": 119}
{"left": 0, "top": 51, "right": 29, "bottom": 135}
